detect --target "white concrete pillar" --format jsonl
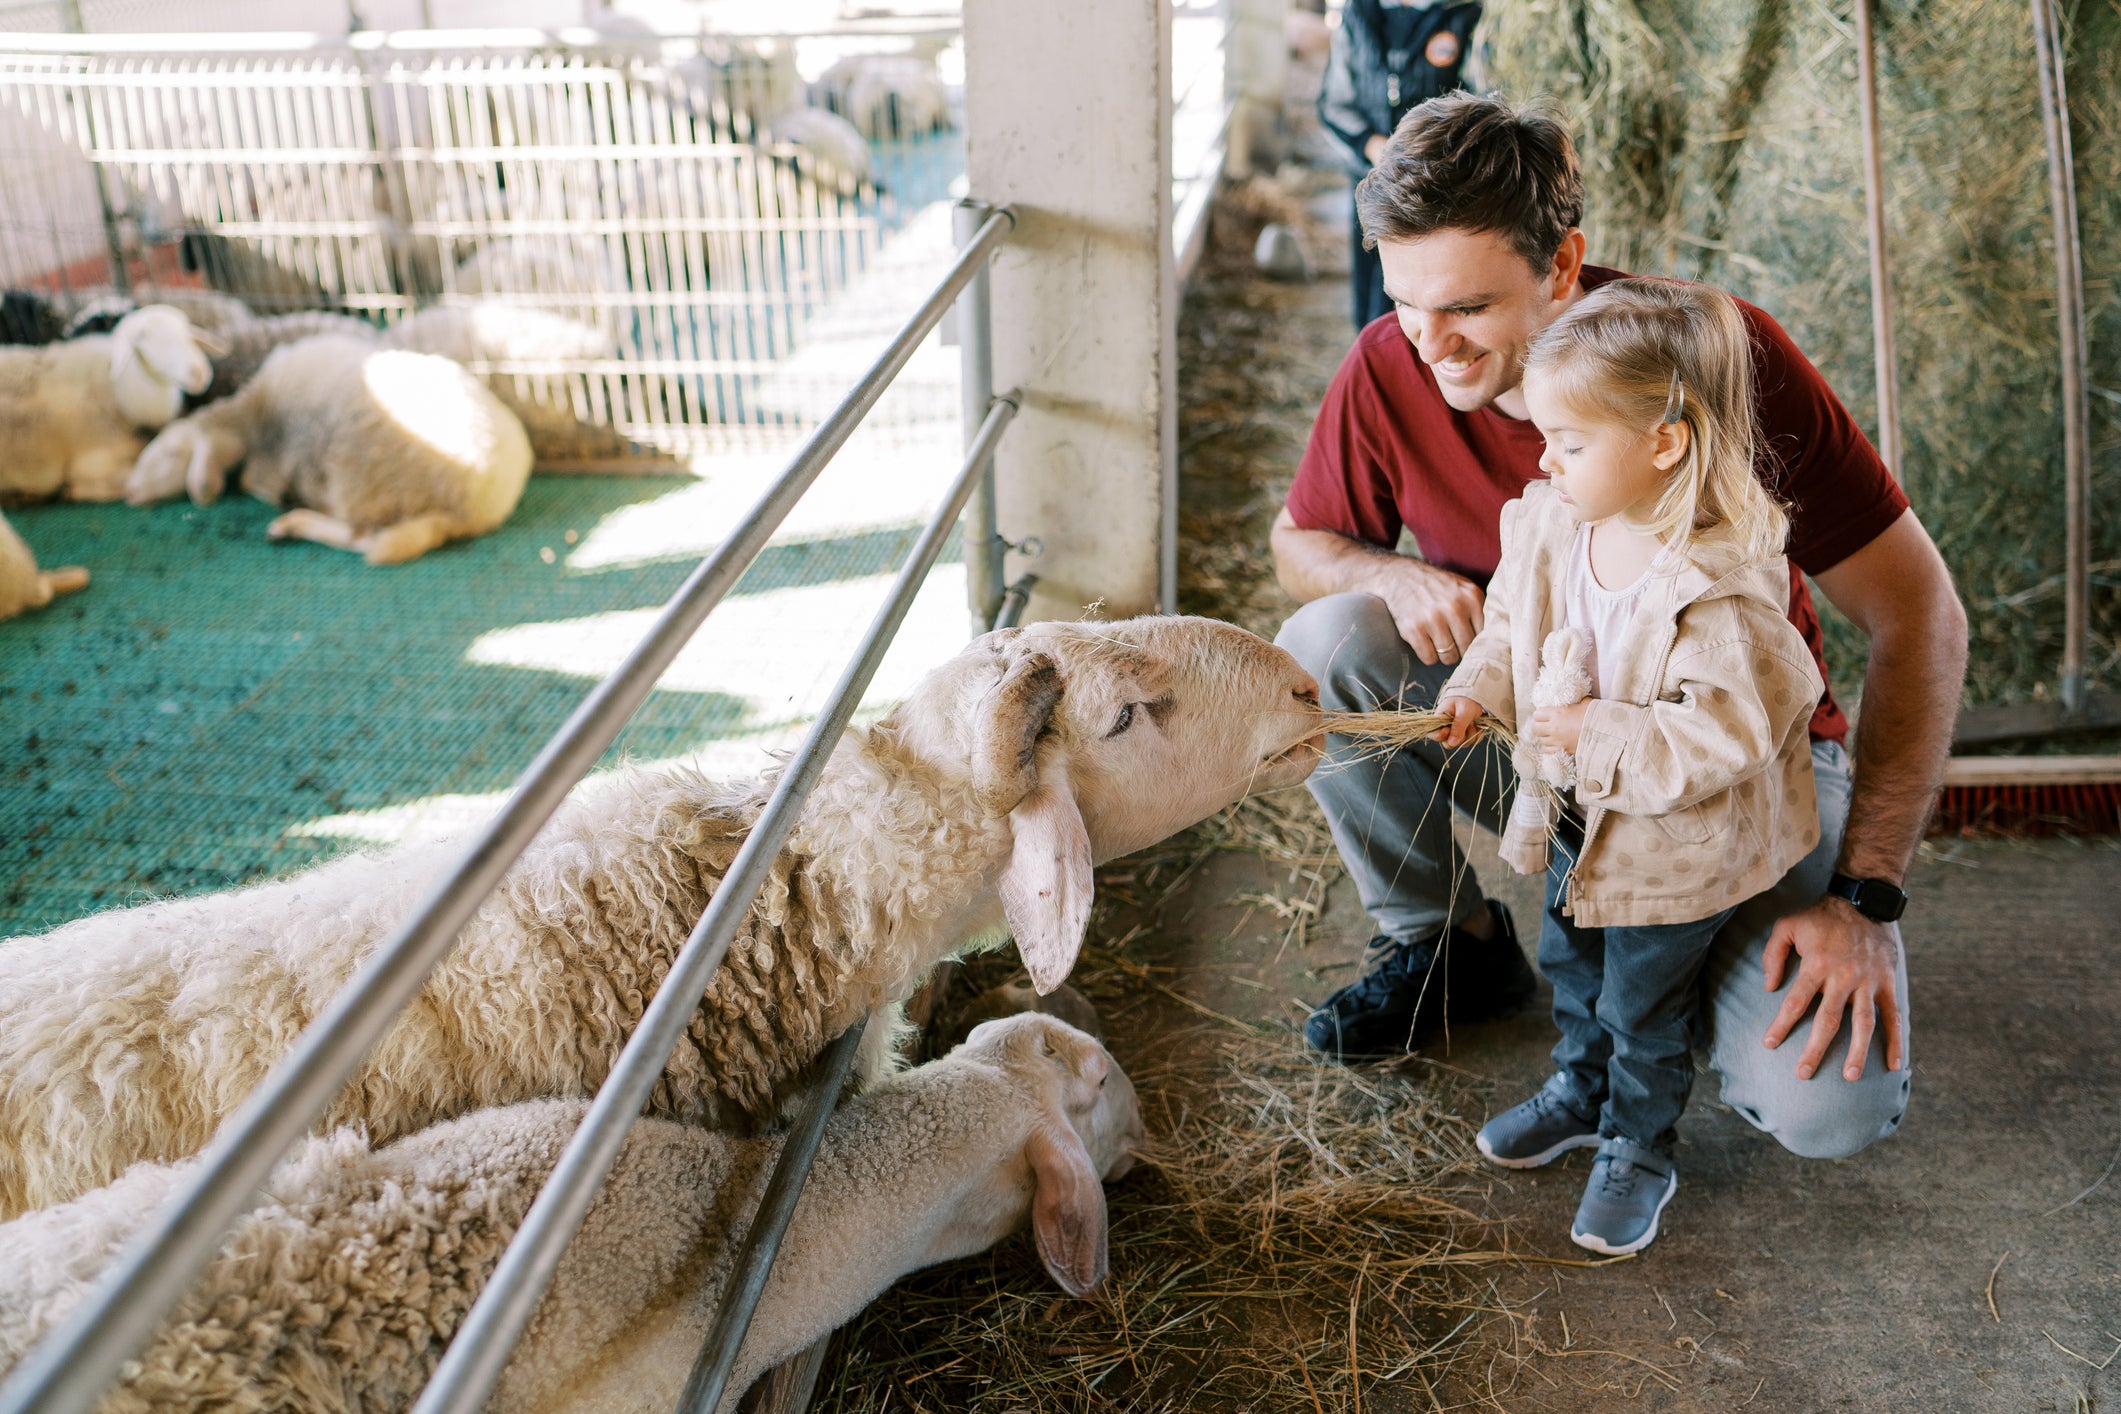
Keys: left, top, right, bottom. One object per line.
{"left": 1224, "top": 0, "right": 1290, "bottom": 179}
{"left": 963, "top": 0, "right": 1177, "bottom": 621}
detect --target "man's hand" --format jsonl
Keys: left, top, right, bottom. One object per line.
{"left": 1373, "top": 558, "right": 1486, "bottom": 666}
{"left": 1270, "top": 511, "right": 1487, "bottom": 666}
{"left": 1434, "top": 695, "right": 1486, "bottom": 748}
{"left": 1761, "top": 894, "right": 1905, "bottom": 1081}
{"left": 1529, "top": 699, "right": 1589, "bottom": 754}
{"left": 1364, "top": 134, "right": 1388, "bottom": 165}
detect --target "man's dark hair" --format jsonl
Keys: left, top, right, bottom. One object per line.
{"left": 1354, "top": 92, "right": 1584, "bottom": 271}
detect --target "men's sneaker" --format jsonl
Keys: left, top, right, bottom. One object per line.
{"left": 1476, "top": 1074, "right": 1601, "bottom": 1169}
{"left": 1303, "top": 900, "right": 1535, "bottom": 1061}
{"left": 1570, "top": 1138, "right": 1679, "bottom": 1256}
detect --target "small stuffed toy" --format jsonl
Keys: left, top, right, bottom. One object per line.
{"left": 1499, "top": 627, "right": 1593, "bottom": 875}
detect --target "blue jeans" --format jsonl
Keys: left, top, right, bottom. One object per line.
{"left": 1541, "top": 816, "right": 1732, "bottom": 1152}
{"left": 1277, "top": 592, "right": 1912, "bottom": 1160}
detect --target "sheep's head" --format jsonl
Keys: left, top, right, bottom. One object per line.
{"left": 108, "top": 306, "right": 221, "bottom": 429}
{"left": 957, "top": 1012, "right": 1144, "bottom": 1297}
{"left": 894, "top": 615, "right": 1322, "bottom": 994}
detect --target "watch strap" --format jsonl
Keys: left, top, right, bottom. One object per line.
{"left": 1826, "top": 871, "right": 1908, "bottom": 924}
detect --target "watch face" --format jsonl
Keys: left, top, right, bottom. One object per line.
{"left": 1853, "top": 879, "right": 1906, "bottom": 922}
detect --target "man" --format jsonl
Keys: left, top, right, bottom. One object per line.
{"left": 1317, "top": 0, "right": 1484, "bottom": 329}
{"left": 1272, "top": 93, "right": 1967, "bottom": 1160}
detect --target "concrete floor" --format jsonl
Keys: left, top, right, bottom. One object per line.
{"left": 1129, "top": 824, "right": 2121, "bottom": 1411}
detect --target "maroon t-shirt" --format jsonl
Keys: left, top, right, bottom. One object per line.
{"left": 1283, "top": 265, "right": 1910, "bottom": 744}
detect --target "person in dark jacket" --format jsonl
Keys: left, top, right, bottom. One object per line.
{"left": 1318, "top": 0, "right": 1483, "bottom": 330}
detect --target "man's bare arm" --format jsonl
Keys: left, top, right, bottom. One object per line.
{"left": 1760, "top": 509, "right": 1968, "bottom": 1080}
{"left": 1811, "top": 510, "right": 1970, "bottom": 881}
{"left": 1270, "top": 507, "right": 1486, "bottom": 665}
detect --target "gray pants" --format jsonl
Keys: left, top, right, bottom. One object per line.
{"left": 1277, "top": 593, "right": 1912, "bottom": 1160}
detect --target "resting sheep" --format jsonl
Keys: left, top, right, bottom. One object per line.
{"left": 0, "top": 306, "right": 220, "bottom": 504}
{"left": 384, "top": 304, "right": 646, "bottom": 466}
{"left": 812, "top": 53, "right": 953, "bottom": 139}
{"left": 122, "top": 334, "right": 533, "bottom": 565}
{"left": 0, "top": 615, "right": 1320, "bottom": 1220}
{"left": 0, "top": 509, "right": 87, "bottom": 622}
{"left": 0, "top": 1014, "right": 1142, "bottom": 1414}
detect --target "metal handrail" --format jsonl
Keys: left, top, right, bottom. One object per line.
{"left": 0, "top": 205, "right": 1017, "bottom": 1414}
{"left": 411, "top": 386, "right": 1021, "bottom": 1414}
{"left": 676, "top": 1017, "right": 873, "bottom": 1414}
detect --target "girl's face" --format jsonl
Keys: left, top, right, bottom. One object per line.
{"left": 1523, "top": 372, "right": 1688, "bottom": 526}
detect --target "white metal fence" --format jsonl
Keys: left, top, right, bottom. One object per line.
{"left": 0, "top": 22, "right": 965, "bottom": 459}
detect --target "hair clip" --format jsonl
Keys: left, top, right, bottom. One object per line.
{"left": 1660, "top": 368, "right": 1685, "bottom": 424}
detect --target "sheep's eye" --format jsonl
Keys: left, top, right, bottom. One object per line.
{"left": 1108, "top": 703, "right": 1136, "bottom": 737}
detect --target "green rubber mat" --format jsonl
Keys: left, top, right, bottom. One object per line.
{"left": 0, "top": 478, "right": 941, "bottom": 937}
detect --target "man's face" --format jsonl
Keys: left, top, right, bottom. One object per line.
{"left": 1377, "top": 227, "right": 1584, "bottom": 418}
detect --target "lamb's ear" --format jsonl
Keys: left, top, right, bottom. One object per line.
{"left": 1025, "top": 1123, "right": 1109, "bottom": 1298}
{"left": 972, "top": 650, "right": 1064, "bottom": 816}
{"left": 1001, "top": 760, "right": 1092, "bottom": 997}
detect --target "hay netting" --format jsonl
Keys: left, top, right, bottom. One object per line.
{"left": 817, "top": 952, "right": 1531, "bottom": 1413}
{"left": 1481, "top": 0, "right": 2121, "bottom": 707}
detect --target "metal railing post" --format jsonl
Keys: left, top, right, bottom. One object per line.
{"left": 2030, "top": 0, "right": 2090, "bottom": 716}
{"left": 675, "top": 1017, "right": 871, "bottom": 1414}
{"left": 956, "top": 198, "right": 1007, "bottom": 636}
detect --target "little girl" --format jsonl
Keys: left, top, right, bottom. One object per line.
{"left": 1435, "top": 278, "right": 1824, "bottom": 1255}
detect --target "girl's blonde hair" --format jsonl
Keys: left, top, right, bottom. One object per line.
{"left": 1524, "top": 278, "right": 1788, "bottom": 570}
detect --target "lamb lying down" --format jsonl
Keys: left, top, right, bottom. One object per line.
{"left": 0, "top": 615, "right": 1321, "bottom": 1219}
{"left": 0, "top": 1014, "right": 1143, "bottom": 1414}
{"left": 0, "top": 509, "right": 87, "bottom": 622}
{"left": 123, "top": 334, "right": 532, "bottom": 564}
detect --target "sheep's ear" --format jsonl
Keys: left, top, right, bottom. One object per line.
{"left": 972, "top": 650, "right": 1064, "bottom": 816}
{"left": 1001, "top": 760, "right": 1092, "bottom": 997}
{"left": 191, "top": 328, "right": 230, "bottom": 360}
{"left": 1025, "top": 1123, "right": 1109, "bottom": 1298}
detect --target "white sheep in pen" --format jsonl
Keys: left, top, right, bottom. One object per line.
{"left": 0, "top": 1013, "right": 1142, "bottom": 1413}
{"left": 0, "top": 508, "right": 88, "bottom": 622}
{"left": 0, "top": 307, "right": 220, "bottom": 504}
{"left": 0, "top": 616, "right": 1322, "bottom": 1220}
{"left": 121, "top": 334, "right": 533, "bottom": 565}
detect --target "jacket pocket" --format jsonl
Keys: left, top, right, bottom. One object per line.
{"left": 1651, "top": 792, "right": 1728, "bottom": 846}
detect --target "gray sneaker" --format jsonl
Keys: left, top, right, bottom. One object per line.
{"left": 1570, "top": 1138, "right": 1679, "bottom": 1255}
{"left": 1476, "top": 1074, "right": 1600, "bottom": 1169}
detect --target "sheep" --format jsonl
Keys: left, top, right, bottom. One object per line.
{"left": 0, "top": 508, "right": 88, "bottom": 622}
{"left": 199, "top": 310, "right": 382, "bottom": 404}
{"left": 0, "top": 1013, "right": 1142, "bottom": 1414}
{"left": 812, "top": 53, "right": 953, "bottom": 139}
{"left": 67, "top": 296, "right": 383, "bottom": 404}
{"left": 0, "top": 615, "right": 1321, "bottom": 1220}
{"left": 760, "top": 105, "right": 874, "bottom": 194}
{"left": 383, "top": 304, "right": 646, "bottom": 467}
{"left": 0, "top": 307, "right": 220, "bottom": 505}
{"left": 121, "top": 334, "right": 534, "bottom": 565}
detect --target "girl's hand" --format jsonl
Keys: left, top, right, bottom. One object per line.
{"left": 1434, "top": 695, "right": 1486, "bottom": 748}
{"left": 1530, "top": 700, "right": 1590, "bottom": 754}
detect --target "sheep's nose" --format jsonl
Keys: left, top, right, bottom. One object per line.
{"left": 1292, "top": 675, "right": 1319, "bottom": 707}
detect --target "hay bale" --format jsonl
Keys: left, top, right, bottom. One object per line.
{"left": 1482, "top": 0, "right": 2120, "bottom": 707}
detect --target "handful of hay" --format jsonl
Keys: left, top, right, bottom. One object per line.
{"left": 1319, "top": 707, "right": 1519, "bottom": 755}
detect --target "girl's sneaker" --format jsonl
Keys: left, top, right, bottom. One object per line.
{"left": 1570, "top": 1137, "right": 1678, "bottom": 1255}
{"left": 1475, "top": 1074, "right": 1600, "bottom": 1168}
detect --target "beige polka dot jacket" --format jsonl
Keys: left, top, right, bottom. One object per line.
{"left": 1441, "top": 483, "right": 1825, "bottom": 928}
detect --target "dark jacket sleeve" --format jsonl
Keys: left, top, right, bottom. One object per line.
{"left": 1318, "top": 12, "right": 1379, "bottom": 175}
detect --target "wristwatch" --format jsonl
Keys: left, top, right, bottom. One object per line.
{"left": 1825, "top": 872, "right": 1908, "bottom": 924}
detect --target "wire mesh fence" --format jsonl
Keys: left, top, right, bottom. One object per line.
{"left": 0, "top": 20, "right": 966, "bottom": 462}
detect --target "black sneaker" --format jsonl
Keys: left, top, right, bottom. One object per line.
{"left": 1303, "top": 900, "right": 1534, "bottom": 1061}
